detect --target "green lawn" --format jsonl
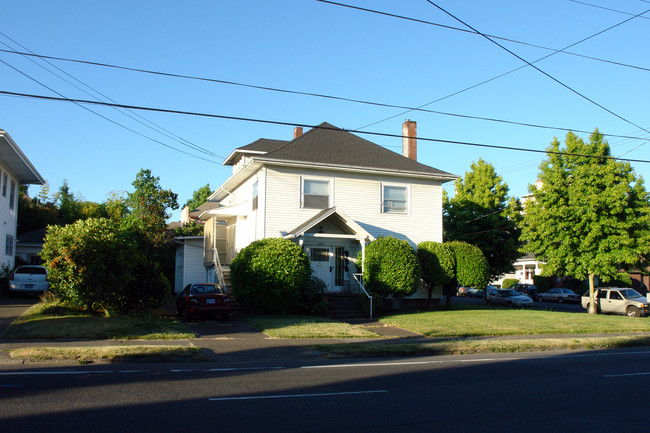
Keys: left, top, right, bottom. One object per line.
{"left": 379, "top": 305, "right": 650, "bottom": 337}
{"left": 2, "top": 299, "right": 194, "bottom": 340}
{"left": 242, "top": 315, "right": 380, "bottom": 338}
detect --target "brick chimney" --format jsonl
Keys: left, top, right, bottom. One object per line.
{"left": 293, "top": 127, "right": 303, "bottom": 139}
{"left": 402, "top": 120, "right": 417, "bottom": 161}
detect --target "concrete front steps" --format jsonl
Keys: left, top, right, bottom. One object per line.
{"left": 326, "top": 293, "right": 367, "bottom": 320}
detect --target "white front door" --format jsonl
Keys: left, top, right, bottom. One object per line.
{"left": 310, "top": 247, "right": 333, "bottom": 291}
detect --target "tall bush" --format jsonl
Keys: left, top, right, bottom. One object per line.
{"left": 447, "top": 241, "right": 490, "bottom": 289}
{"left": 41, "top": 218, "right": 169, "bottom": 315}
{"left": 230, "top": 238, "right": 311, "bottom": 314}
{"left": 363, "top": 236, "right": 420, "bottom": 298}
{"left": 417, "top": 241, "right": 455, "bottom": 303}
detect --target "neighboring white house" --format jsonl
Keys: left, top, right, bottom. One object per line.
{"left": 173, "top": 236, "right": 205, "bottom": 293}
{"left": 194, "top": 121, "right": 457, "bottom": 298}
{"left": 0, "top": 130, "right": 45, "bottom": 269}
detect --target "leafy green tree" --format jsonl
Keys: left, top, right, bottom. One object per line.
{"left": 183, "top": 183, "right": 211, "bottom": 210}
{"left": 417, "top": 241, "right": 455, "bottom": 307}
{"left": 54, "top": 180, "right": 82, "bottom": 225}
{"left": 443, "top": 159, "right": 523, "bottom": 280}
{"left": 230, "top": 238, "right": 311, "bottom": 314}
{"left": 125, "top": 169, "right": 178, "bottom": 236}
{"left": 363, "top": 236, "right": 420, "bottom": 298}
{"left": 521, "top": 130, "right": 650, "bottom": 314}
{"left": 172, "top": 220, "right": 204, "bottom": 236}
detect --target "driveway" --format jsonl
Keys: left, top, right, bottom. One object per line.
{"left": 0, "top": 294, "right": 38, "bottom": 337}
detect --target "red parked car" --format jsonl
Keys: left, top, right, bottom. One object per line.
{"left": 176, "top": 283, "right": 231, "bottom": 320}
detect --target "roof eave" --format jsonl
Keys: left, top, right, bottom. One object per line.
{"left": 255, "top": 157, "right": 459, "bottom": 182}
{"left": 0, "top": 130, "right": 45, "bottom": 185}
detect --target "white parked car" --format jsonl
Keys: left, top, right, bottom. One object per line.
{"left": 486, "top": 288, "right": 533, "bottom": 307}
{"left": 9, "top": 265, "right": 50, "bottom": 295}
{"left": 581, "top": 287, "right": 649, "bottom": 317}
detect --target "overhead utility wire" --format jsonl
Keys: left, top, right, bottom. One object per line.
{"left": 424, "top": 1, "right": 650, "bottom": 136}
{"left": 569, "top": 0, "right": 650, "bottom": 19}
{"left": 0, "top": 48, "right": 647, "bottom": 144}
{"left": 3, "top": 89, "right": 650, "bottom": 165}
{"left": 0, "top": 59, "right": 217, "bottom": 164}
{"left": 0, "top": 32, "right": 218, "bottom": 158}
{"left": 316, "top": 0, "right": 650, "bottom": 73}
{"left": 358, "top": 3, "right": 645, "bottom": 130}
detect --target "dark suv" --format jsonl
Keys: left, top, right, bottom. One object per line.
{"left": 513, "top": 284, "right": 540, "bottom": 302}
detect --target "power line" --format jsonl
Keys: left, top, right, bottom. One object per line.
{"left": 569, "top": 0, "right": 650, "bottom": 19}
{"left": 3, "top": 88, "right": 650, "bottom": 164}
{"left": 0, "top": 47, "right": 648, "bottom": 144}
{"left": 316, "top": 0, "right": 650, "bottom": 73}
{"left": 0, "top": 58, "right": 218, "bottom": 164}
{"left": 424, "top": 1, "right": 650, "bottom": 136}
{"left": 0, "top": 32, "right": 220, "bottom": 159}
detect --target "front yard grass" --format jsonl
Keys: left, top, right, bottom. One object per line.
{"left": 9, "top": 346, "right": 205, "bottom": 363}
{"left": 379, "top": 305, "right": 650, "bottom": 337}
{"left": 242, "top": 314, "right": 381, "bottom": 338}
{"left": 2, "top": 298, "right": 194, "bottom": 340}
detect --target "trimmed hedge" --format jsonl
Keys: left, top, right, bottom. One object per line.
{"left": 447, "top": 241, "right": 490, "bottom": 289}
{"left": 501, "top": 278, "right": 519, "bottom": 289}
{"left": 230, "top": 238, "right": 312, "bottom": 314}
{"left": 363, "top": 236, "right": 420, "bottom": 298}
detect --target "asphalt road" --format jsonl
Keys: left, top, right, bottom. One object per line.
{"left": 0, "top": 295, "right": 37, "bottom": 336}
{"left": 2, "top": 348, "right": 649, "bottom": 433}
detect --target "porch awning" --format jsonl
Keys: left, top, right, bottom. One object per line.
{"left": 198, "top": 201, "right": 250, "bottom": 220}
{"left": 284, "top": 207, "right": 374, "bottom": 242}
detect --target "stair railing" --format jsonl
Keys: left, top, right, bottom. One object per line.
{"left": 353, "top": 273, "right": 372, "bottom": 319}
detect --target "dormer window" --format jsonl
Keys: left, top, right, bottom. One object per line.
{"left": 302, "top": 179, "right": 330, "bottom": 209}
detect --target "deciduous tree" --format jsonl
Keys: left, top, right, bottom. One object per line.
{"left": 443, "top": 159, "right": 522, "bottom": 280}
{"left": 521, "top": 130, "right": 650, "bottom": 314}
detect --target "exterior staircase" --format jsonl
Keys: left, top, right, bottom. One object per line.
{"left": 326, "top": 294, "right": 366, "bottom": 320}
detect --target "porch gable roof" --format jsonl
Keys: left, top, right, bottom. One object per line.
{"left": 283, "top": 207, "right": 374, "bottom": 242}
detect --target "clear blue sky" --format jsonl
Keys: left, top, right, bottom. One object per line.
{"left": 2, "top": 0, "right": 649, "bottom": 221}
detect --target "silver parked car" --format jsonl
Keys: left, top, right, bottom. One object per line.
{"left": 581, "top": 287, "right": 649, "bottom": 317}
{"left": 538, "top": 288, "right": 580, "bottom": 304}
{"left": 8, "top": 265, "right": 49, "bottom": 295}
{"left": 486, "top": 288, "right": 533, "bottom": 307}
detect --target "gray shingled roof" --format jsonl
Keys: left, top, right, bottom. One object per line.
{"left": 255, "top": 122, "right": 455, "bottom": 178}
{"left": 224, "top": 138, "right": 289, "bottom": 166}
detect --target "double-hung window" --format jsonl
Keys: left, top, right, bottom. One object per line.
{"left": 382, "top": 184, "right": 408, "bottom": 214}
{"left": 5, "top": 234, "right": 14, "bottom": 256}
{"left": 1, "top": 173, "right": 6, "bottom": 197}
{"left": 303, "top": 179, "right": 330, "bottom": 209}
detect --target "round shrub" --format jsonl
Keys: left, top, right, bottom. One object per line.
{"left": 363, "top": 236, "right": 420, "bottom": 298}
{"left": 501, "top": 278, "right": 519, "bottom": 289}
{"left": 447, "top": 241, "right": 489, "bottom": 289}
{"left": 230, "top": 238, "right": 311, "bottom": 314}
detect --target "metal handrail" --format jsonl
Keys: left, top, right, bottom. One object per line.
{"left": 353, "top": 273, "right": 372, "bottom": 319}
{"left": 213, "top": 248, "right": 227, "bottom": 292}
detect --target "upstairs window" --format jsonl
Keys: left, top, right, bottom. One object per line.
{"left": 1, "top": 173, "right": 6, "bottom": 197}
{"left": 303, "top": 179, "right": 330, "bottom": 209}
{"left": 9, "top": 180, "right": 16, "bottom": 210}
{"left": 252, "top": 181, "right": 258, "bottom": 211}
{"left": 382, "top": 185, "right": 408, "bottom": 214}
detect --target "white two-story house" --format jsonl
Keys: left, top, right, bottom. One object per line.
{"left": 195, "top": 121, "right": 457, "bottom": 297}
{"left": 0, "top": 130, "right": 45, "bottom": 268}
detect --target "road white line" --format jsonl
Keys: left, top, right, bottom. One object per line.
{"left": 209, "top": 390, "right": 387, "bottom": 401}
{"left": 0, "top": 370, "right": 113, "bottom": 376}
{"left": 604, "top": 372, "right": 650, "bottom": 378}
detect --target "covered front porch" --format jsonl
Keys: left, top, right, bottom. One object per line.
{"left": 284, "top": 207, "right": 374, "bottom": 294}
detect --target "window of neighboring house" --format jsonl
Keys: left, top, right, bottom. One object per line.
{"left": 302, "top": 179, "right": 330, "bottom": 209}
{"left": 382, "top": 184, "right": 408, "bottom": 213}
{"left": 252, "top": 181, "right": 258, "bottom": 211}
{"left": 1, "top": 172, "right": 7, "bottom": 197}
{"left": 9, "top": 179, "right": 16, "bottom": 210}
{"left": 5, "top": 234, "right": 13, "bottom": 256}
